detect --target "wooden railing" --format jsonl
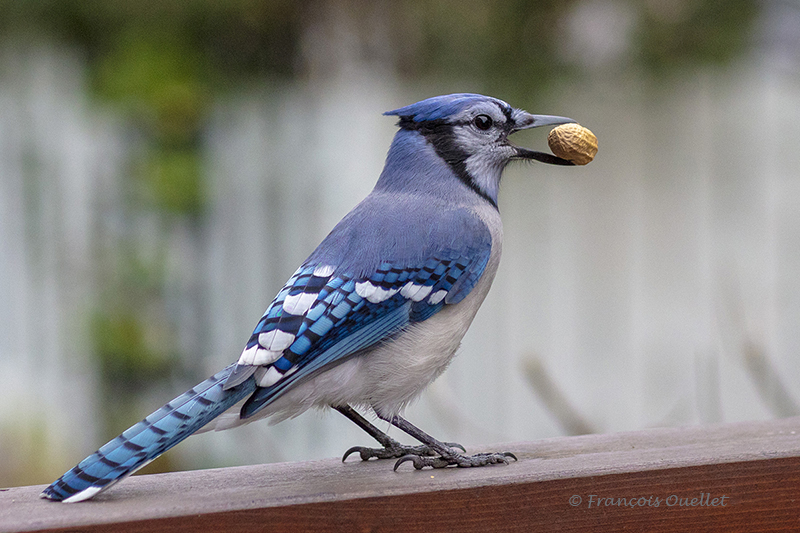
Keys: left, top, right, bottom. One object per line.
{"left": 3, "top": 416, "right": 800, "bottom": 532}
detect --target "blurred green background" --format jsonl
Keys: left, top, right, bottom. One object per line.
{"left": 4, "top": 0, "right": 800, "bottom": 490}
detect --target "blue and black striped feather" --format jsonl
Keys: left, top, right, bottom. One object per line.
{"left": 235, "top": 245, "right": 491, "bottom": 418}
{"left": 41, "top": 366, "right": 257, "bottom": 502}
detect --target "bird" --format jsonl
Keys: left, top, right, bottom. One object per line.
{"left": 41, "top": 93, "right": 577, "bottom": 502}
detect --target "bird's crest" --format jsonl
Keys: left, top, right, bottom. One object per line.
{"left": 384, "top": 93, "right": 511, "bottom": 123}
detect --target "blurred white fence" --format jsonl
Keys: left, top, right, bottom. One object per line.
{"left": 0, "top": 43, "right": 126, "bottom": 479}
{"left": 2, "top": 40, "right": 800, "bottom": 483}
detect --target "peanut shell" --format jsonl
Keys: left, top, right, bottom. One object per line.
{"left": 547, "top": 123, "right": 597, "bottom": 165}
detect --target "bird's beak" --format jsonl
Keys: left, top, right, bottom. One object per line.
{"left": 510, "top": 111, "right": 577, "bottom": 166}
{"left": 513, "top": 112, "right": 576, "bottom": 131}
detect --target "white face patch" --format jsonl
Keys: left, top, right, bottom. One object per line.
{"left": 465, "top": 152, "right": 504, "bottom": 197}
{"left": 445, "top": 100, "right": 516, "bottom": 203}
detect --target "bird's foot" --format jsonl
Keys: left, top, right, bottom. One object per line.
{"left": 394, "top": 451, "right": 517, "bottom": 470}
{"left": 342, "top": 441, "right": 466, "bottom": 462}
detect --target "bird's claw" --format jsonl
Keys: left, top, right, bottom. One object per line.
{"left": 342, "top": 442, "right": 466, "bottom": 462}
{"left": 394, "top": 451, "right": 517, "bottom": 470}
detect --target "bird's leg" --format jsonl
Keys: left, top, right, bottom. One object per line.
{"left": 335, "top": 405, "right": 465, "bottom": 462}
{"left": 379, "top": 413, "right": 517, "bottom": 470}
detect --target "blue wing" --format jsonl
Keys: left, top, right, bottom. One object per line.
{"left": 225, "top": 246, "right": 492, "bottom": 419}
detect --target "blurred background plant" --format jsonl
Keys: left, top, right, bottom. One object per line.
{"left": 3, "top": 0, "right": 799, "bottom": 488}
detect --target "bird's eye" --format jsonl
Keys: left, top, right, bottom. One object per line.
{"left": 473, "top": 114, "right": 493, "bottom": 131}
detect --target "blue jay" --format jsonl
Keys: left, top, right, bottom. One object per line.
{"left": 42, "top": 93, "right": 576, "bottom": 502}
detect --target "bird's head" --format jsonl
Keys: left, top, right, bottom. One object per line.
{"left": 384, "top": 93, "right": 576, "bottom": 207}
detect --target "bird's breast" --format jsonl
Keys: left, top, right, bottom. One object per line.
{"left": 363, "top": 202, "right": 504, "bottom": 415}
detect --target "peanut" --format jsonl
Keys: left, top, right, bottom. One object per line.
{"left": 547, "top": 123, "right": 597, "bottom": 165}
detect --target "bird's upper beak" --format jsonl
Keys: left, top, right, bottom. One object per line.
{"left": 513, "top": 112, "right": 576, "bottom": 131}
{"left": 509, "top": 111, "right": 577, "bottom": 166}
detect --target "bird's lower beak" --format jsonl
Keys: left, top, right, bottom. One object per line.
{"left": 510, "top": 111, "right": 577, "bottom": 165}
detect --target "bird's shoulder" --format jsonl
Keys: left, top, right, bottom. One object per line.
{"left": 307, "top": 191, "right": 494, "bottom": 276}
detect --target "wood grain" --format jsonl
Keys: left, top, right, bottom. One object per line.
{"left": 3, "top": 416, "right": 800, "bottom": 532}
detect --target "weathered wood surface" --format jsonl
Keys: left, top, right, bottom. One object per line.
{"left": 2, "top": 417, "right": 800, "bottom": 532}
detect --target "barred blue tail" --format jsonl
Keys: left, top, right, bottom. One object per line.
{"left": 41, "top": 364, "right": 257, "bottom": 502}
